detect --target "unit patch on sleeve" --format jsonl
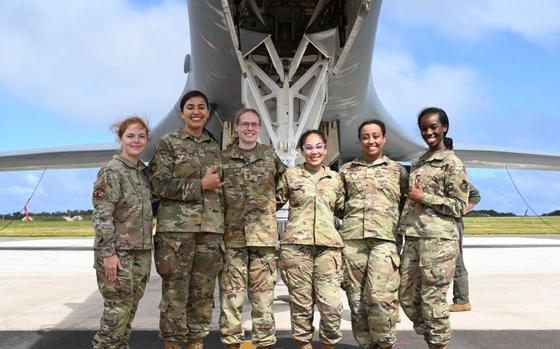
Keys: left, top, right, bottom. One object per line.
{"left": 460, "top": 180, "right": 469, "bottom": 193}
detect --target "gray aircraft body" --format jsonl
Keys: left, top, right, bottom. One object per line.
{"left": 1, "top": 0, "right": 559, "bottom": 171}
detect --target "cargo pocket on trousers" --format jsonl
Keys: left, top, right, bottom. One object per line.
{"left": 97, "top": 269, "right": 122, "bottom": 300}
{"left": 279, "top": 251, "right": 302, "bottom": 290}
{"left": 154, "top": 234, "right": 181, "bottom": 276}
{"left": 263, "top": 254, "right": 278, "bottom": 292}
{"left": 385, "top": 251, "right": 402, "bottom": 299}
{"left": 431, "top": 303, "right": 450, "bottom": 319}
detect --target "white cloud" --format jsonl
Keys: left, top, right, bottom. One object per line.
{"left": 469, "top": 168, "right": 560, "bottom": 215}
{"left": 0, "top": 169, "right": 97, "bottom": 213}
{"left": 7, "top": 185, "right": 34, "bottom": 195}
{"left": 384, "top": 0, "right": 560, "bottom": 46}
{"left": 24, "top": 173, "right": 39, "bottom": 184}
{"left": 373, "top": 28, "right": 559, "bottom": 153}
{"left": 372, "top": 9, "right": 560, "bottom": 216}
{"left": 373, "top": 48, "right": 488, "bottom": 142}
{"left": 0, "top": 0, "right": 188, "bottom": 127}
{"left": 5, "top": 173, "right": 46, "bottom": 196}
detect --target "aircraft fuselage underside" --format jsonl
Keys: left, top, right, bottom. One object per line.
{"left": 219, "top": 0, "right": 372, "bottom": 165}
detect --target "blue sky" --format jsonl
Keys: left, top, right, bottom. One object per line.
{"left": 0, "top": 0, "right": 559, "bottom": 216}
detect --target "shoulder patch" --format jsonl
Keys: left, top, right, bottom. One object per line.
{"left": 460, "top": 179, "right": 469, "bottom": 193}
{"left": 93, "top": 186, "right": 107, "bottom": 200}
{"left": 92, "top": 170, "right": 110, "bottom": 201}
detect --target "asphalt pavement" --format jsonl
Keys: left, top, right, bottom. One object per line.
{"left": 1, "top": 236, "right": 559, "bottom": 349}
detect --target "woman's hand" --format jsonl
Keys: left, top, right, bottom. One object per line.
{"left": 407, "top": 183, "right": 424, "bottom": 203}
{"left": 201, "top": 166, "right": 223, "bottom": 190}
{"left": 465, "top": 202, "right": 476, "bottom": 214}
{"left": 103, "top": 255, "right": 123, "bottom": 282}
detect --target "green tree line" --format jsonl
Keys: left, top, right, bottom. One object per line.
{"left": 1, "top": 210, "right": 93, "bottom": 221}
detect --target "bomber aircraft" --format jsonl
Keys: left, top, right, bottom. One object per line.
{"left": 1, "top": 0, "right": 559, "bottom": 170}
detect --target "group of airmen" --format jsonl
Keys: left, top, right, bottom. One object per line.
{"left": 91, "top": 90, "right": 480, "bottom": 349}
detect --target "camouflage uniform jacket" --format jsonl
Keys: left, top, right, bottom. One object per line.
{"left": 222, "top": 143, "right": 287, "bottom": 248}
{"left": 92, "top": 155, "right": 153, "bottom": 257}
{"left": 339, "top": 156, "right": 408, "bottom": 242}
{"left": 149, "top": 129, "right": 223, "bottom": 233}
{"left": 398, "top": 149, "right": 469, "bottom": 240}
{"left": 276, "top": 164, "right": 345, "bottom": 247}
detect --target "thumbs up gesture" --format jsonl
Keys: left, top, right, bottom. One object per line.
{"left": 201, "top": 165, "right": 223, "bottom": 190}
{"left": 407, "top": 182, "right": 424, "bottom": 203}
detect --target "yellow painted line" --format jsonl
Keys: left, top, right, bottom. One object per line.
{"left": 240, "top": 341, "right": 256, "bottom": 349}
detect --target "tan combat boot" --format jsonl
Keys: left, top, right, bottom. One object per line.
{"left": 428, "top": 344, "right": 448, "bottom": 349}
{"left": 163, "top": 341, "right": 181, "bottom": 349}
{"left": 298, "top": 342, "right": 313, "bottom": 349}
{"left": 320, "top": 343, "right": 335, "bottom": 349}
{"left": 186, "top": 338, "right": 203, "bottom": 349}
{"left": 449, "top": 303, "right": 472, "bottom": 312}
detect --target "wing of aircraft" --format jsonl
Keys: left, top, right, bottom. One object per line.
{"left": 0, "top": 144, "right": 117, "bottom": 171}
{"left": 1, "top": 0, "right": 559, "bottom": 171}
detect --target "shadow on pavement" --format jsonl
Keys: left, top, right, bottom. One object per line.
{"left": 2, "top": 330, "right": 560, "bottom": 349}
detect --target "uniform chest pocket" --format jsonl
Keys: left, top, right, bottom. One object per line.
{"left": 289, "top": 180, "right": 310, "bottom": 206}
{"left": 223, "top": 164, "right": 243, "bottom": 188}
{"left": 120, "top": 177, "right": 141, "bottom": 204}
{"left": 317, "top": 179, "right": 338, "bottom": 208}
{"left": 225, "top": 172, "right": 242, "bottom": 190}
{"left": 347, "top": 172, "right": 366, "bottom": 198}
{"left": 114, "top": 201, "right": 132, "bottom": 223}
{"left": 174, "top": 154, "right": 195, "bottom": 178}
{"left": 251, "top": 165, "right": 274, "bottom": 185}
{"left": 418, "top": 163, "right": 447, "bottom": 194}
{"left": 377, "top": 168, "right": 401, "bottom": 199}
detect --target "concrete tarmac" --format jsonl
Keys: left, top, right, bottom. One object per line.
{"left": 1, "top": 236, "right": 559, "bottom": 348}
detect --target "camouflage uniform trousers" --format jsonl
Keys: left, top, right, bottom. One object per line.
{"left": 154, "top": 232, "right": 196, "bottom": 342}
{"left": 219, "top": 247, "right": 277, "bottom": 347}
{"left": 155, "top": 232, "right": 224, "bottom": 343}
{"left": 342, "top": 239, "right": 400, "bottom": 349}
{"left": 399, "top": 237, "right": 459, "bottom": 347}
{"left": 92, "top": 249, "right": 151, "bottom": 349}
{"left": 188, "top": 233, "right": 224, "bottom": 340}
{"left": 279, "top": 244, "right": 343, "bottom": 345}
{"left": 452, "top": 220, "right": 469, "bottom": 304}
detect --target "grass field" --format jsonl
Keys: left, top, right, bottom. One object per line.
{"left": 464, "top": 216, "right": 560, "bottom": 235}
{"left": 1, "top": 216, "right": 559, "bottom": 237}
{"left": 0, "top": 220, "right": 94, "bottom": 237}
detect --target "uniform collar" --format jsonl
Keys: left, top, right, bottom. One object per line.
{"left": 296, "top": 164, "right": 332, "bottom": 179}
{"left": 417, "top": 149, "right": 453, "bottom": 164}
{"left": 114, "top": 154, "right": 146, "bottom": 170}
{"left": 352, "top": 155, "right": 389, "bottom": 167}
{"left": 178, "top": 128, "right": 212, "bottom": 142}
{"left": 228, "top": 143, "right": 266, "bottom": 163}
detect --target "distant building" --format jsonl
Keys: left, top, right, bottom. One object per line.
{"left": 62, "top": 216, "right": 83, "bottom": 221}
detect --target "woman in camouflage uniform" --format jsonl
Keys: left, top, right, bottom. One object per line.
{"left": 149, "top": 90, "right": 224, "bottom": 349}
{"left": 398, "top": 107, "right": 469, "bottom": 349}
{"left": 339, "top": 120, "right": 408, "bottom": 349}
{"left": 92, "top": 116, "right": 153, "bottom": 349}
{"left": 219, "top": 108, "right": 286, "bottom": 349}
{"left": 276, "top": 130, "right": 345, "bottom": 349}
